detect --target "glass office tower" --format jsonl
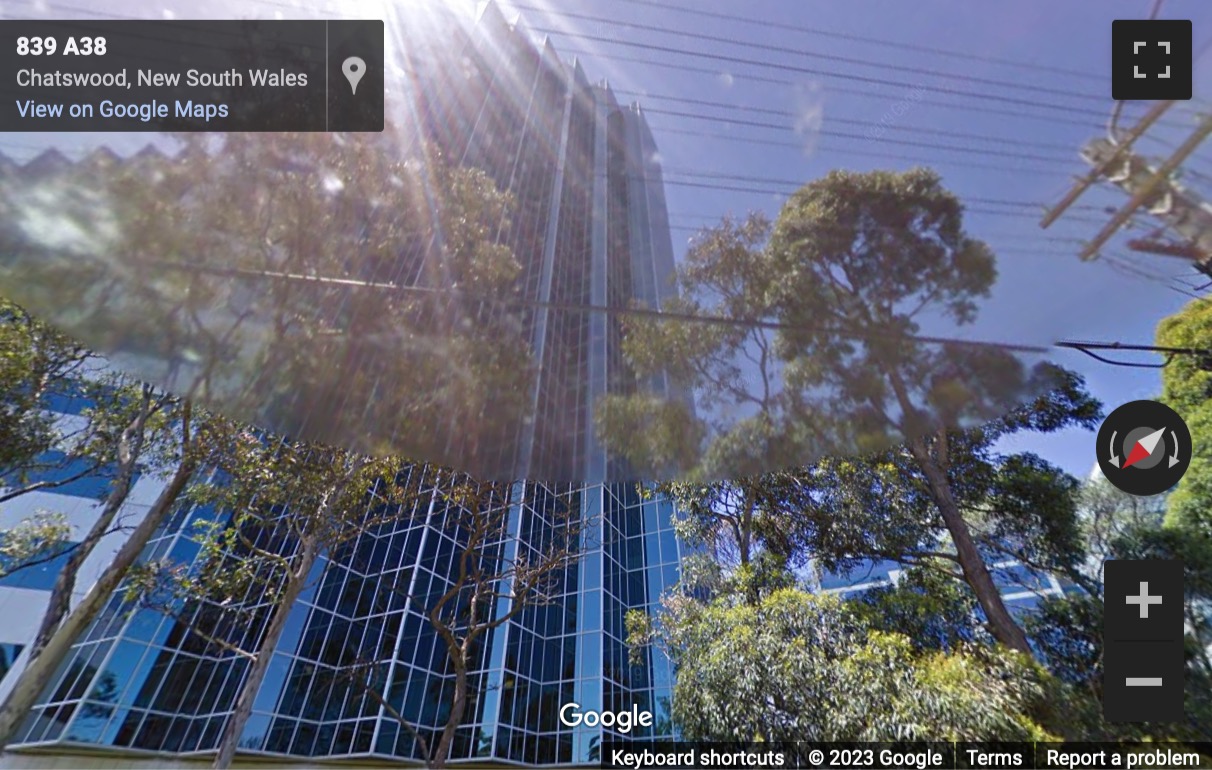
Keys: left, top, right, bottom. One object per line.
{"left": 11, "top": 481, "right": 681, "bottom": 765}
{"left": 6, "top": 2, "right": 684, "bottom": 765}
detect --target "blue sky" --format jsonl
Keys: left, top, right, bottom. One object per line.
{"left": 485, "top": 0, "right": 1212, "bottom": 478}
{"left": 4, "top": 0, "right": 1212, "bottom": 480}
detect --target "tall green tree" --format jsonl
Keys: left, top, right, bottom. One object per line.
{"left": 0, "top": 300, "right": 133, "bottom": 583}
{"left": 0, "top": 299, "right": 221, "bottom": 751}
{"left": 1076, "top": 475, "right": 1166, "bottom": 582}
{"left": 0, "top": 128, "right": 537, "bottom": 757}
{"left": 29, "top": 383, "right": 169, "bottom": 658}
{"left": 851, "top": 564, "right": 985, "bottom": 652}
{"left": 1, "top": 299, "right": 200, "bottom": 656}
{"left": 796, "top": 370, "right": 1101, "bottom": 589}
{"left": 601, "top": 169, "right": 1074, "bottom": 654}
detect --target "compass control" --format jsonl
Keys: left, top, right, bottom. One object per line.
{"left": 1096, "top": 400, "right": 1191, "bottom": 497}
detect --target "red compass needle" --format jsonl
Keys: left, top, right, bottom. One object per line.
{"left": 1123, "top": 427, "right": 1166, "bottom": 469}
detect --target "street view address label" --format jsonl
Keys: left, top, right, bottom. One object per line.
{"left": 0, "top": 20, "right": 383, "bottom": 131}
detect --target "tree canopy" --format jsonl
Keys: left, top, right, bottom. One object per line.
{"left": 598, "top": 168, "right": 1059, "bottom": 482}
{"left": 0, "top": 298, "right": 88, "bottom": 477}
{"left": 629, "top": 589, "right": 1055, "bottom": 742}
{"left": 1156, "top": 297, "right": 1212, "bottom": 533}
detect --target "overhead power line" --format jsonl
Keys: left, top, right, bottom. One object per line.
{"left": 648, "top": 126, "right": 1079, "bottom": 179}
{"left": 659, "top": 179, "right": 1111, "bottom": 220}
{"left": 528, "top": 26, "right": 1119, "bottom": 120}
{"left": 6, "top": 0, "right": 1131, "bottom": 134}
{"left": 153, "top": 258, "right": 1212, "bottom": 372}
{"left": 597, "top": 0, "right": 1105, "bottom": 82}
{"left": 513, "top": 5, "right": 1107, "bottom": 104}
{"left": 144, "top": 258, "right": 1054, "bottom": 355}
{"left": 621, "top": 93, "right": 1084, "bottom": 153}
{"left": 668, "top": 214, "right": 1096, "bottom": 244}
{"left": 660, "top": 170, "right": 1102, "bottom": 211}
{"left": 665, "top": 213, "right": 1099, "bottom": 234}
{"left": 605, "top": 55, "right": 1107, "bottom": 131}
{"left": 659, "top": 178, "right": 1090, "bottom": 213}
{"left": 664, "top": 226, "right": 1093, "bottom": 258}
{"left": 644, "top": 108, "right": 1076, "bottom": 164}
{"left": 1058, "top": 341, "right": 1212, "bottom": 369}
{"left": 665, "top": 214, "right": 1106, "bottom": 247}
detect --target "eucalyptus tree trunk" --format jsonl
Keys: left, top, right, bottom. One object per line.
{"left": 211, "top": 534, "right": 320, "bottom": 769}
{"left": 909, "top": 436, "right": 1032, "bottom": 655}
{"left": 31, "top": 388, "right": 157, "bottom": 657}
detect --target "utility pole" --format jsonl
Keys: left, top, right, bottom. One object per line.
{"left": 1042, "top": 106, "right": 1212, "bottom": 277}
{"left": 1040, "top": 100, "right": 1175, "bottom": 228}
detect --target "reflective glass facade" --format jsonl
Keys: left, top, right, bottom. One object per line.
{"left": 8, "top": 2, "right": 684, "bottom": 765}
{"left": 13, "top": 479, "right": 681, "bottom": 764}
{"left": 401, "top": 1, "right": 681, "bottom": 482}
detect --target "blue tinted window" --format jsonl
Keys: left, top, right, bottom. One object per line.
{"left": 0, "top": 642, "right": 24, "bottom": 681}
{"left": 0, "top": 545, "right": 77, "bottom": 591}
{"left": 43, "top": 388, "right": 92, "bottom": 417}
{"left": 819, "top": 558, "right": 902, "bottom": 590}
{"left": 996, "top": 563, "right": 1053, "bottom": 592}
{"left": 1, "top": 451, "right": 139, "bottom": 500}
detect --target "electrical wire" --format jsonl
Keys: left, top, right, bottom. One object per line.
{"left": 659, "top": 174, "right": 1110, "bottom": 223}
{"left": 619, "top": 93, "right": 1084, "bottom": 153}
{"left": 139, "top": 257, "right": 1055, "bottom": 355}
{"left": 668, "top": 215, "right": 1095, "bottom": 246}
{"left": 666, "top": 221, "right": 1098, "bottom": 248}
{"left": 603, "top": 52, "right": 1107, "bottom": 131}
{"left": 647, "top": 126, "right": 1079, "bottom": 179}
{"left": 658, "top": 179, "right": 1110, "bottom": 222}
{"left": 645, "top": 107, "right": 1077, "bottom": 164}
{"left": 1102, "top": 253, "right": 1205, "bottom": 299}
{"left": 664, "top": 227, "right": 1093, "bottom": 258}
{"left": 1057, "top": 340, "right": 1212, "bottom": 369}
{"left": 661, "top": 178, "right": 1068, "bottom": 212}
{"left": 527, "top": 26, "right": 1133, "bottom": 120}
{"left": 578, "top": 0, "right": 1106, "bottom": 82}
{"left": 661, "top": 172, "right": 1100, "bottom": 211}
{"left": 510, "top": 5, "right": 1108, "bottom": 104}
{"left": 4, "top": 0, "right": 1151, "bottom": 137}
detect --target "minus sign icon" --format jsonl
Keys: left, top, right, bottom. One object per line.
{"left": 1126, "top": 677, "right": 1163, "bottom": 686}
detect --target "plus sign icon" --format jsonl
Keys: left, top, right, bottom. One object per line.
{"left": 1112, "top": 19, "right": 1192, "bottom": 100}
{"left": 1125, "top": 580, "right": 1164, "bottom": 619}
